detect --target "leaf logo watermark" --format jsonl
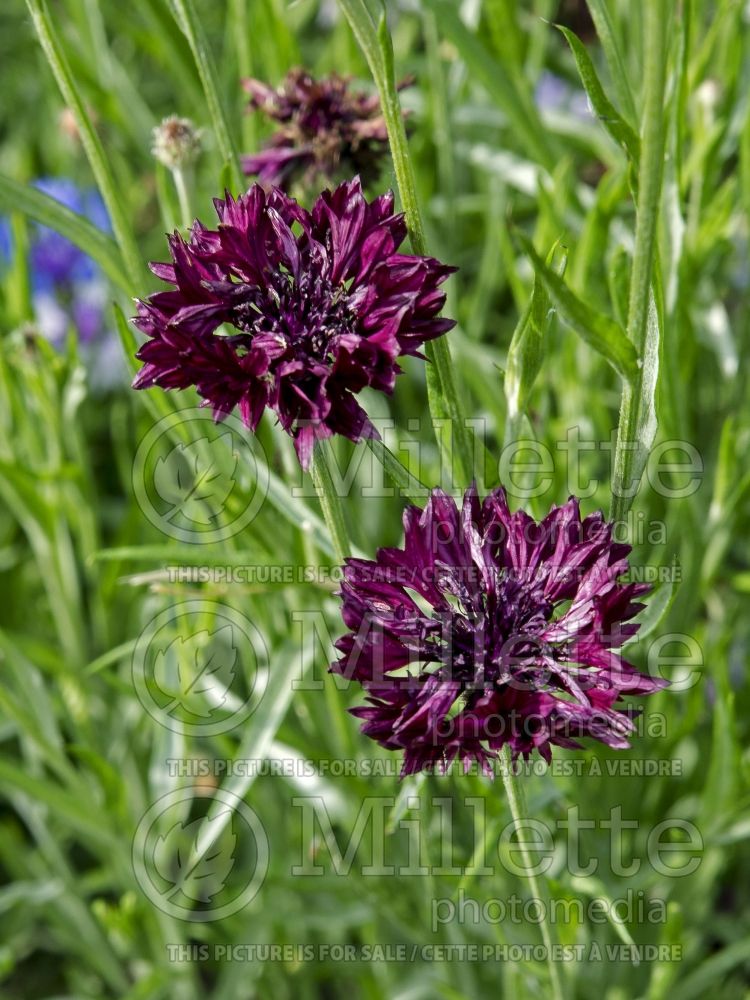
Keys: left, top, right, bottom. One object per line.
{"left": 152, "top": 812, "right": 236, "bottom": 904}
{"left": 133, "top": 788, "right": 269, "bottom": 921}
{"left": 153, "top": 626, "right": 237, "bottom": 719}
{"left": 132, "top": 601, "right": 268, "bottom": 735}
{"left": 132, "top": 408, "right": 270, "bottom": 542}
{"left": 153, "top": 435, "right": 237, "bottom": 526}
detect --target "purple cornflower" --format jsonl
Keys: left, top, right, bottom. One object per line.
{"left": 241, "top": 69, "right": 404, "bottom": 189}
{"left": 333, "top": 486, "right": 667, "bottom": 776}
{"left": 132, "top": 178, "right": 455, "bottom": 467}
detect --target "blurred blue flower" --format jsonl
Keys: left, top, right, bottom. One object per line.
{"left": 535, "top": 71, "right": 591, "bottom": 119}
{"left": 1, "top": 177, "right": 111, "bottom": 346}
{"left": 0, "top": 218, "right": 11, "bottom": 263}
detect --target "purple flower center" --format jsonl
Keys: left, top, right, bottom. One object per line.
{"left": 233, "top": 268, "right": 355, "bottom": 361}
{"left": 423, "top": 572, "right": 559, "bottom": 692}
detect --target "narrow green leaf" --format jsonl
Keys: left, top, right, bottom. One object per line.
{"left": 218, "top": 159, "right": 237, "bottom": 198}
{"left": 0, "top": 633, "right": 65, "bottom": 740}
{"left": 504, "top": 243, "right": 567, "bottom": 437}
{"left": 674, "top": 934, "right": 750, "bottom": 999}
{"left": 154, "top": 162, "right": 180, "bottom": 234}
{"left": 517, "top": 233, "right": 638, "bottom": 381}
{"left": 385, "top": 773, "right": 426, "bottom": 835}
{"left": 0, "top": 757, "right": 121, "bottom": 852}
{"left": 607, "top": 245, "right": 631, "bottom": 328}
{"left": 90, "top": 545, "right": 267, "bottom": 566}
{"left": 113, "top": 302, "right": 140, "bottom": 377}
{"left": 167, "top": 641, "right": 312, "bottom": 879}
{"left": 557, "top": 25, "right": 640, "bottom": 163}
{"left": 708, "top": 417, "right": 735, "bottom": 523}
{"left": 585, "top": 0, "right": 638, "bottom": 127}
{"left": 568, "top": 875, "right": 638, "bottom": 948}
{"left": 2, "top": 214, "right": 32, "bottom": 326}
{"left": 612, "top": 289, "right": 660, "bottom": 513}
{"left": 132, "top": 0, "right": 204, "bottom": 103}
{"left": 310, "top": 442, "right": 351, "bottom": 564}
{"left": 484, "top": 0, "right": 524, "bottom": 69}
{"left": 24, "top": 0, "right": 144, "bottom": 290}
{"left": 0, "top": 460, "right": 55, "bottom": 533}
{"left": 635, "top": 577, "right": 675, "bottom": 639}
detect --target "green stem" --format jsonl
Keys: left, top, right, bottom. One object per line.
{"left": 310, "top": 443, "right": 351, "bottom": 564}
{"left": 610, "top": 0, "right": 670, "bottom": 523}
{"left": 499, "top": 745, "right": 565, "bottom": 1000}
{"left": 170, "top": 0, "right": 243, "bottom": 190}
{"left": 365, "top": 437, "right": 429, "bottom": 507}
{"left": 336, "top": 0, "right": 472, "bottom": 489}
{"left": 172, "top": 166, "right": 192, "bottom": 230}
{"left": 25, "top": 0, "right": 144, "bottom": 290}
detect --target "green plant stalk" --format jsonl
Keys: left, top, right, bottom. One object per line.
{"left": 25, "top": 0, "right": 144, "bottom": 290}
{"left": 172, "top": 165, "right": 192, "bottom": 230}
{"left": 337, "top": 0, "right": 473, "bottom": 489}
{"left": 8, "top": 213, "right": 32, "bottom": 325}
{"left": 365, "top": 437, "right": 429, "bottom": 506}
{"left": 310, "top": 443, "right": 351, "bottom": 563}
{"left": 610, "top": 0, "right": 670, "bottom": 523}
{"left": 499, "top": 745, "right": 565, "bottom": 1000}
{"left": 171, "top": 0, "right": 243, "bottom": 189}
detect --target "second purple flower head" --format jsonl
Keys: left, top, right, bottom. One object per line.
{"left": 334, "top": 486, "right": 667, "bottom": 776}
{"left": 242, "top": 69, "right": 402, "bottom": 190}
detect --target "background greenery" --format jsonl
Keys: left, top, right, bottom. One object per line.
{"left": 0, "top": 0, "right": 749, "bottom": 997}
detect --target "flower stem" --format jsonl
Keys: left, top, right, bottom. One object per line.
{"left": 610, "top": 0, "right": 670, "bottom": 523}
{"left": 364, "top": 437, "right": 429, "bottom": 507}
{"left": 336, "top": 0, "right": 473, "bottom": 490}
{"left": 499, "top": 745, "right": 565, "bottom": 1000}
{"left": 172, "top": 167, "right": 192, "bottom": 231}
{"left": 170, "top": 0, "right": 243, "bottom": 191}
{"left": 310, "top": 442, "right": 350, "bottom": 563}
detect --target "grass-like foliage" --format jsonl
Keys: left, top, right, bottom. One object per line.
{"left": 0, "top": 1, "right": 748, "bottom": 997}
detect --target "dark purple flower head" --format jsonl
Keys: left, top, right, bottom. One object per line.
{"left": 333, "top": 486, "right": 667, "bottom": 776}
{"left": 242, "top": 69, "right": 407, "bottom": 189}
{"left": 132, "top": 178, "right": 455, "bottom": 466}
